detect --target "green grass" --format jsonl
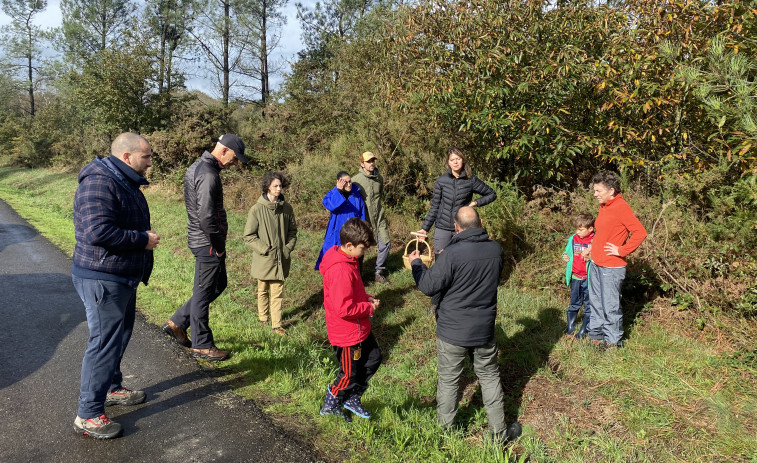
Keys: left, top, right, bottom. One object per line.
{"left": 1, "top": 165, "right": 756, "bottom": 463}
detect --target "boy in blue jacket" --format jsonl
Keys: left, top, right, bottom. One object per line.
{"left": 561, "top": 213, "right": 594, "bottom": 338}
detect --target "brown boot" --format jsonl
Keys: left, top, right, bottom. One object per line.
{"left": 191, "top": 346, "right": 229, "bottom": 361}
{"left": 162, "top": 320, "right": 191, "bottom": 347}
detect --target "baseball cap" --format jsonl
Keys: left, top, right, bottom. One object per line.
{"left": 361, "top": 151, "right": 377, "bottom": 162}
{"left": 218, "top": 134, "right": 248, "bottom": 164}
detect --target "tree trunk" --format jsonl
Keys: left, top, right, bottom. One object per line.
{"left": 260, "top": 0, "right": 268, "bottom": 103}
{"left": 223, "top": 0, "right": 230, "bottom": 107}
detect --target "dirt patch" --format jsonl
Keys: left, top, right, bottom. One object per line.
{"left": 519, "top": 375, "right": 626, "bottom": 442}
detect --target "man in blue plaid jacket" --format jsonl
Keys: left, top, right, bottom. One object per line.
{"left": 71, "top": 132, "right": 160, "bottom": 439}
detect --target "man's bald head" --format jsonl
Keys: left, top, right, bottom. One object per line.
{"left": 455, "top": 206, "right": 481, "bottom": 231}
{"left": 111, "top": 133, "right": 149, "bottom": 158}
{"left": 110, "top": 132, "right": 152, "bottom": 177}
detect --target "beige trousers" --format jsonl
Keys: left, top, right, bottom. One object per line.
{"left": 257, "top": 279, "right": 284, "bottom": 329}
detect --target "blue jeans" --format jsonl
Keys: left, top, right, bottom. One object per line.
{"left": 375, "top": 236, "right": 390, "bottom": 273}
{"left": 567, "top": 277, "right": 590, "bottom": 335}
{"left": 587, "top": 264, "right": 626, "bottom": 345}
{"left": 73, "top": 276, "right": 137, "bottom": 418}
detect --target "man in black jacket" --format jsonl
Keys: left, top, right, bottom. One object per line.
{"left": 163, "top": 134, "right": 247, "bottom": 361}
{"left": 409, "top": 206, "right": 520, "bottom": 443}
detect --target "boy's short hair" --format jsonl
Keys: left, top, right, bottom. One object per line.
{"left": 591, "top": 170, "right": 622, "bottom": 195}
{"left": 573, "top": 213, "right": 595, "bottom": 229}
{"left": 340, "top": 218, "right": 376, "bottom": 247}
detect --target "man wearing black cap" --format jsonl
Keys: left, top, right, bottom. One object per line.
{"left": 163, "top": 134, "right": 248, "bottom": 361}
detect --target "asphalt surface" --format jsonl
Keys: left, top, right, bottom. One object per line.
{"left": 0, "top": 198, "right": 323, "bottom": 463}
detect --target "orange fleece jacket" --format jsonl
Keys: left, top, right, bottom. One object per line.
{"left": 591, "top": 194, "right": 647, "bottom": 267}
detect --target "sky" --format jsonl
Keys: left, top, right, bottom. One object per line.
{"left": 0, "top": 0, "right": 316, "bottom": 96}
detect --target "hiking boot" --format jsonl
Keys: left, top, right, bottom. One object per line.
{"left": 162, "top": 320, "right": 191, "bottom": 348}
{"left": 428, "top": 304, "right": 437, "bottom": 316}
{"left": 105, "top": 387, "right": 146, "bottom": 406}
{"left": 191, "top": 346, "right": 230, "bottom": 361}
{"left": 319, "top": 386, "right": 352, "bottom": 423}
{"left": 495, "top": 421, "right": 522, "bottom": 444}
{"left": 73, "top": 414, "right": 123, "bottom": 439}
{"left": 374, "top": 272, "right": 387, "bottom": 284}
{"left": 272, "top": 327, "right": 286, "bottom": 336}
{"left": 344, "top": 390, "right": 371, "bottom": 419}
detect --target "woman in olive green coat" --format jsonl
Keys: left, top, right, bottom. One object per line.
{"left": 244, "top": 172, "right": 298, "bottom": 335}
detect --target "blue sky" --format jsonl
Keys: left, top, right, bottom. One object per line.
{"left": 0, "top": 0, "right": 315, "bottom": 95}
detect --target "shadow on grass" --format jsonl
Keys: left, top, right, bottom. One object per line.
{"left": 287, "top": 287, "right": 324, "bottom": 328}
{"left": 498, "top": 306, "right": 564, "bottom": 423}
{"left": 445, "top": 306, "right": 564, "bottom": 430}
{"left": 621, "top": 259, "right": 663, "bottom": 341}
{"left": 370, "top": 282, "right": 417, "bottom": 359}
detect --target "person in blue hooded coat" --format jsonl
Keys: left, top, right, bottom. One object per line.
{"left": 315, "top": 171, "right": 367, "bottom": 270}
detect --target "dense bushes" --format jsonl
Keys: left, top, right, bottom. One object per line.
{"left": 0, "top": 0, "right": 755, "bottom": 317}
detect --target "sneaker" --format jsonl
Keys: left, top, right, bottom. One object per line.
{"left": 374, "top": 273, "right": 387, "bottom": 284}
{"left": 73, "top": 414, "right": 123, "bottom": 439}
{"left": 272, "top": 327, "right": 286, "bottom": 336}
{"left": 191, "top": 346, "right": 230, "bottom": 361}
{"left": 591, "top": 339, "right": 617, "bottom": 350}
{"left": 105, "top": 387, "right": 146, "bottom": 406}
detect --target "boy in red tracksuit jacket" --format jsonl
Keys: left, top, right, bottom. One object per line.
{"left": 319, "top": 218, "right": 382, "bottom": 422}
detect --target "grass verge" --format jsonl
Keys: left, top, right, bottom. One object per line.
{"left": 1, "top": 165, "right": 755, "bottom": 462}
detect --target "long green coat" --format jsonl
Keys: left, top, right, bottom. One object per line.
{"left": 243, "top": 194, "right": 298, "bottom": 281}
{"left": 351, "top": 167, "right": 390, "bottom": 244}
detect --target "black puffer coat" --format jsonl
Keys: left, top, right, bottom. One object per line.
{"left": 422, "top": 172, "right": 496, "bottom": 232}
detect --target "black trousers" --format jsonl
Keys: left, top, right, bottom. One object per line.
{"left": 329, "top": 332, "right": 382, "bottom": 399}
{"left": 171, "top": 246, "right": 227, "bottom": 349}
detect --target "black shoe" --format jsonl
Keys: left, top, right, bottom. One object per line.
{"left": 496, "top": 421, "right": 522, "bottom": 444}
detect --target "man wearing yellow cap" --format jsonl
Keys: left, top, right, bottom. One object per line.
{"left": 351, "top": 151, "right": 390, "bottom": 283}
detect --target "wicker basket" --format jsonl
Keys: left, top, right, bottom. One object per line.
{"left": 403, "top": 238, "right": 433, "bottom": 269}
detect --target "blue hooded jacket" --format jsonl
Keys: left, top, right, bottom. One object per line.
{"left": 314, "top": 185, "right": 366, "bottom": 270}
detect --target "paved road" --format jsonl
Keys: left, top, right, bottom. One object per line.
{"left": 0, "top": 198, "right": 322, "bottom": 463}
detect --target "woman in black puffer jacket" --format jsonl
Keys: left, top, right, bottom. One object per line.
{"left": 415, "top": 148, "right": 497, "bottom": 312}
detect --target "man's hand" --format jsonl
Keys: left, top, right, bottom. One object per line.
{"left": 414, "top": 229, "right": 427, "bottom": 242}
{"left": 216, "top": 250, "right": 225, "bottom": 258}
{"left": 145, "top": 230, "right": 160, "bottom": 250}
{"left": 408, "top": 249, "right": 421, "bottom": 262}
{"left": 562, "top": 252, "right": 569, "bottom": 263}
{"left": 368, "top": 296, "right": 380, "bottom": 310}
